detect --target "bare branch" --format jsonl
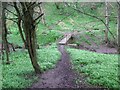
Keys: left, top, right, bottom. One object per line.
{"left": 5, "top": 8, "right": 17, "bottom": 16}
{"left": 27, "top": 2, "right": 36, "bottom": 8}
{"left": 65, "top": 3, "right": 116, "bottom": 40}
{"left": 34, "top": 13, "right": 44, "bottom": 22}
{"left": 35, "top": 19, "right": 41, "bottom": 26}
{"left": 13, "top": 2, "right": 22, "bottom": 17}
{"left": 6, "top": 17, "right": 18, "bottom": 20}
{"left": 5, "top": 17, "right": 17, "bottom": 23}
{"left": 46, "top": 14, "right": 72, "bottom": 30}
{"left": 117, "top": 0, "right": 120, "bottom": 7}
{"left": 7, "top": 3, "right": 14, "bottom": 7}
{"left": 28, "top": 2, "right": 42, "bottom": 9}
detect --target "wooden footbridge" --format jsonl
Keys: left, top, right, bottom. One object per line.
{"left": 59, "top": 33, "right": 73, "bottom": 45}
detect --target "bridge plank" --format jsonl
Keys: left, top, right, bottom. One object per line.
{"left": 59, "top": 34, "right": 72, "bottom": 45}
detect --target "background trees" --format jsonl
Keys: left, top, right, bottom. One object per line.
{"left": 1, "top": 2, "right": 119, "bottom": 74}
{"left": 1, "top": 2, "right": 119, "bottom": 89}
{"left": 64, "top": 2, "right": 117, "bottom": 44}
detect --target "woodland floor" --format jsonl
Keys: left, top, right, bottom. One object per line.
{"left": 73, "top": 43, "right": 117, "bottom": 54}
{"left": 28, "top": 45, "right": 108, "bottom": 89}
{"left": 27, "top": 32, "right": 117, "bottom": 89}
{"left": 1, "top": 32, "right": 117, "bottom": 89}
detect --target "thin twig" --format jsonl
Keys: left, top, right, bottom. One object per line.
{"left": 48, "top": 13, "right": 72, "bottom": 29}
{"left": 34, "top": 13, "right": 44, "bottom": 22}
{"left": 5, "top": 17, "right": 17, "bottom": 23}
{"left": 5, "top": 8, "right": 18, "bottom": 16}
{"left": 7, "top": 3, "right": 14, "bottom": 7}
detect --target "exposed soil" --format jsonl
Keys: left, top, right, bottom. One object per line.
{"left": 59, "top": 31, "right": 117, "bottom": 54}
{"left": 77, "top": 43, "right": 117, "bottom": 54}
{"left": 26, "top": 32, "right": 116, "bottom": 89}
{"left": 1, "top": 32, "right": 116, "bottom": 89}
{"left": 28, "top": 45, "right": 101, "bottom": 89}
{"left": 70, "top": 32, "right": 117, "bottom": 54}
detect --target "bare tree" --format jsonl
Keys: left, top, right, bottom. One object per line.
{"left": 4, "top": 2, "right": 43, "bottom": 73}
{"left": 65, "top": 2, "right": 116, "bottom": 43}
{"left": 16, "top": 2, "right": 43, "bottom": 74}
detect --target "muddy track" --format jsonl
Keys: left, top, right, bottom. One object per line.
{"left": 28, "top": 45, "right": 96, "bottom": 89}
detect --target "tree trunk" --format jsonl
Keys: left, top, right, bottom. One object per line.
{"left": 17, "top": 18, "right": 27, "bottom": 48}
{"left": 105, "top": 1, "right": 109, "bottom": 44}
{"left": 0, "top": 2, "right": 4, "bottom": 61}
{"left": 13, "top": 2, "right": 27, "bottom": 49}
{"left": 118, "top": 3, "right": 120, "bottom": 54}
{"left": 28, "top": 30, "right": 41, "bottom": 74}
{"left": 1, "top": 43, "right": 4, "bottom": 61}
{"left": 2, "top": 2, "right": 10, "bottom": 64}
{"left": 21, "top": 2, "right": 41, "bottom": 74}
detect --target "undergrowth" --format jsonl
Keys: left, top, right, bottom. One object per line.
{"left": 67, "top": 48, "right": 119, "bottom": 88}
{"left": 2, "top": 44, "right": 61, "bottom": 88}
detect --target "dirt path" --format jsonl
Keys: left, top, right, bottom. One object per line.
{"left": 29, "top": 45, "right": 93, "bottom": 89}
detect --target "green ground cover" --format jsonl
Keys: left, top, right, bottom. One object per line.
{"left": 67, "top": 48, "right": 119, "bottom": 88}
{"left": 2, "top": 3, "right": 118, "bottom": 89}
{"left": 2, "top": 44, "right": 61, "bottom": 88}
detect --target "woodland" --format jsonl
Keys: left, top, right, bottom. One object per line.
{"left": 0, "top": 2, "right": 120, "bottom": 89}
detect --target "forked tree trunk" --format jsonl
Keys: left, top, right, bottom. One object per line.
{"left": 2, "top": 2, "right": 10, "bottom": 64}
{"left": 21, "top": 2, "right": 41, "bottom": 74}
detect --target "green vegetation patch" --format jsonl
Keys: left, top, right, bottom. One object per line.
{"left": 7, "top": 24, "right": 23, "bottom": 46}
{"left": 37, "top": 43, "right": 61, "bottom": 72}
{"left": 67, "top": 48, "right": 119, "bottom": 88}
{"left": 37, "top": 30, "right": 63, "bottom": 45}
{"left": 2, "top": 44, "right": 61, "bottom": 88}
